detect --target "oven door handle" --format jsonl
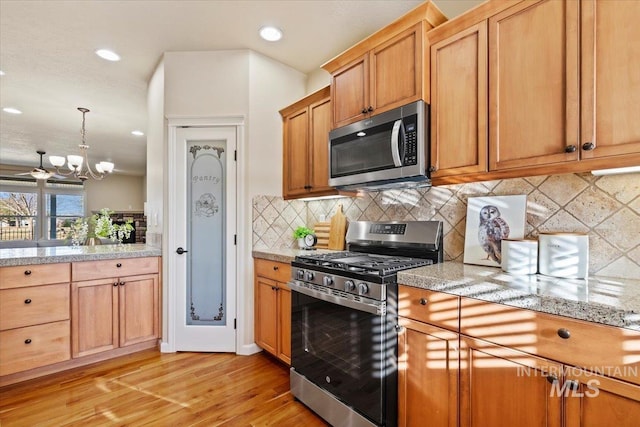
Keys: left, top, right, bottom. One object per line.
{"left": 288, "top": 281, "right": 383, "bottom": 316}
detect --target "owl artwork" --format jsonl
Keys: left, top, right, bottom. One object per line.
{"left": 478, "top": 205, "right": 510, "bottom": 264}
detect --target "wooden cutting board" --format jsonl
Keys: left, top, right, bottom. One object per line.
{"left": 328, "top": 204, "right": 347, "bottom": 250}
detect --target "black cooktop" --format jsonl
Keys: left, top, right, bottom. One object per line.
{"left": 294, "top": 251, "right": 432, "bottom": 277}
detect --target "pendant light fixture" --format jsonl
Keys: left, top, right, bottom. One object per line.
{"left": 49, "top": 107, "right": 115, "bottom": 181}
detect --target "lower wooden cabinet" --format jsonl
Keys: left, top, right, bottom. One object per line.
{"left": 564, "top": 369, "right": 640, "bottom": 427}
{"left": 459, "top": 336, "right": 562, "bottom": 427}
{"left": 254, "top": 259, "right": 292, "bottom": 364}
{"left": 72, "top": 273, "right": 159, "bottom": 358}
{"left": 398, "top": 317, "right": 458, "bottom": 427}
{"left": 399, "top": 286, "right": 640, "bottom": 427}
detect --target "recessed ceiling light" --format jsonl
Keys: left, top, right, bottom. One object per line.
{"left": 0, "top": 70, "right": 5, "bottom": 76}
{"left": 131, "top": 130, "right": 144, "bottom": 136}
{"left": 95, "top": 49, "right": 121, "bottom": 61}
{"left": 3, "top": 107, "right": 22, "bottom": 114}
{"left": 259, "top": 26, "right": 283, "bottom": 42}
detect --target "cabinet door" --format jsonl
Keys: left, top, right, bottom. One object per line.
{"left": 580, "top": 0, "right": 640, "bottom": 160}
{"left": 308, "top": 96, "right": 333, "bottom": 195}
{"left": 564, "top": 369, "right": 640, "bottom": 427}
{"left": 398, "top": 318, "right": 458, "bottom": 427}
{"left": 489, "top": 0, "right": 580, "bottom": 170}
{"left": 282, "top": 106, "right": 310, "bottom": 199}
{"left": 276, "top": 283, "right": 291, "bottom": 365}
{"left": 331, "top": 54, "right": 369, "bottom": 128}
{"left": 71, "top": 278, "right": 119, "bottom": 358}
{"left": 459, "top": 336, "right": 562, "bottom": 427}
{"left": 430, "top": 21, "right": 488, "bottom": 178}
{"left": 372, "top": 23, "right": 423, "bottom": 116}
{"left": 255, "top": 277, "right": 278, "bottom": 356}
{"left": 119, "top": 274, "right": 159, "bottom": 347}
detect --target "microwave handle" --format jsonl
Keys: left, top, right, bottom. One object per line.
{"left": 391, "top": 119, "right": 404, "bottom": 167}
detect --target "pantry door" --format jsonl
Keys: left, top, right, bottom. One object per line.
{"left": 171, "top": 126, "right": 237, "bottom": 352}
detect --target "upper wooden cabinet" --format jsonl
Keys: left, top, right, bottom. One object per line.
{"left": 428, "top": 0, "right": 640, "bottom": 185}
{"left": 430, "top": 21, "right": 488, "bottom": 178}
{"left": 323, "top": 2, "right": 446, "bottom": 129}
{"left": 280, "top": 86, "right": 337, "bottom": 200}
{"left": 490, "top": 0, "right": 580, "bottom": 171}
{"left": 580, "top": 0, "right": 640, "bottom": 160}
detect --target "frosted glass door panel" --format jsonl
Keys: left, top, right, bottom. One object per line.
{"left": 187, "top": 141, "right": 226, "bottom": 326}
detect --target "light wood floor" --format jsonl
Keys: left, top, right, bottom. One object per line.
{"left": 0, "top": 350, "right": 329, "bottom": 426}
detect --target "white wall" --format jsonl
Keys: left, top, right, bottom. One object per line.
{"left": 146, "top": 60, "right": 165, "bottom": 237}
{"left": 148, "top": 49, "right": 306, "bottom": 355}
{"left": 306, "top": 68, "right": 331, "bottom": 95}
{"left": 84, "top": 174, "right": 145, "bottom": 213}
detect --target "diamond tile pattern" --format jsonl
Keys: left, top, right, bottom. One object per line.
{"left": 253, "top": 173, "right": 640, "bottom": 279}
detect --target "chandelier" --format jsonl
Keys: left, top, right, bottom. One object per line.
{"left": 49, "top": 107, "right": 115, "bottom": 181}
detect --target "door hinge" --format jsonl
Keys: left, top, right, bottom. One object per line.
{"left": 234, "top": 234, "right": 237, "bottom": 245}
{"left": 234, "top": 150, "right": 237, "bottom": 161}
{"left": 234, "top": 318, "right": 237, "bottom": 329}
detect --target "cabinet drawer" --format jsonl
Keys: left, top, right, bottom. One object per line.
{"left": 255, "top": 259, "right": 291, "bottom": 283}
{"left": 0, "top": 283, "right": 70, "bottom": 331}
{"left": 460, "top": 297, "right": 640, "bottom": 385}
{"left": 72, "top": 257, "right": 159, "bottom": 281}
{"left": 0, "top": 263, "right": 70, "bottom": 289}
{"left": 399, "top": 286, "right": 460, "bottom": 331}
{"left": 0, "top": 320, "right": 71, "bottom": 376}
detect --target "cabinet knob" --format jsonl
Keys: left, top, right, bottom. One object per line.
{"left": 24, "top": 270, "right": 32, "bottom": 276}
{"left": 394, "top": 324, "right": 405, "bottom": 333}
{"left": 24, "top": 298, "right": 32, "bottom": 304}
{"left": 546, "top": 375, "right": 558, "bottom": 384}
{"left": 565, "top": 145, "right": 577, "bottom": 153}
{"left": 116, "top": 263, "right": 122, "bottom": 268}
{"left": 557, "top": 328, "right": 571, "bottom": 339}
{"left": 113, "top": 282, "right": 119, "bottom": 287}
{"left": 24, "top": 338, "right": 32, "bottom": 344}
{"left": 361, "top": 108, "right": 368, "bottom": 114}
{"left": 367, "top": 106, "right": 373, "bottom": 112}
{"left": 273, "top": 266, "right": 279, "bottom": 271}
{"left": 419, "top": 298, "right": 428, "bottom": 306}
{"left": 119, "top": 281, "right": 125, "bottom": 286}
{"left": 582, "top": 142, "right": 595, "bottom": 151}
{"left": 428, "top": 166, "right": 437, "bottom": 173}
{"left": 567, "top": 380, "right": 580, "bottom": 391}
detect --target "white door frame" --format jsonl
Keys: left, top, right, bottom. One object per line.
{"left": 164, "top": 116, "right": 246, "bottom": 353}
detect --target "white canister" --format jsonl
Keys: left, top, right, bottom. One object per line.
{"left": 538, "top": 232, "right": 589, "bottom": 279}
{"left": 501, "top": 239, "right": 538, "bottom": 275}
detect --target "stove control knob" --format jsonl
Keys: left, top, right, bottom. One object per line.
{"left": 358, "top": 283, "right": 369, "bottom": 295}
{"left": 305, "top": 271, "right": 315, "bottom": 281}
{"left": 323, "top": 276, "right": 334, "bottom": 286}
{"left": 345, "top": 280, "right": 356, "bottom": 292}
{"left": 296, "top": 270, "right": 305, "bottom": 280}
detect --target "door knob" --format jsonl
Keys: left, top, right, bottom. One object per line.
{"left": 176, "top": 247, "right": 189, "bottom": 255}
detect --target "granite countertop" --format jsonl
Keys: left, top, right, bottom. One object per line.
{"left": 398, "top": 262, "right": 640, "bottom": 331}
{"left": 0, "top": 244, "right": 162, "bottom": 267}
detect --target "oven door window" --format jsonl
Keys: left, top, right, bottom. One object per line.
{"left": 291, "top": 290, "right": 395, "bottom": 425}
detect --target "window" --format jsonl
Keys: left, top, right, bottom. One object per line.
{"left": 0, "top": 178, "right": 84, "bottom": 244}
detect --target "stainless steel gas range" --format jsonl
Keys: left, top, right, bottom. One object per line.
{"left": 289, "top": 220, "right": 444, "bottom": 427}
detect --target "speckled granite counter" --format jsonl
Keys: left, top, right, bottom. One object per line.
{"left": 252, "top": 248, "right": 338, "bottom": 263}
{"left": 0, "top": 244, "right": 162, "bottom": 267}
{"left": 398, "top": 262, "right": 640, "bottom": 331}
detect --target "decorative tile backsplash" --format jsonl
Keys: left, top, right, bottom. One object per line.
{"left": 253, "top": 173, "right": 640, "bottom": 279}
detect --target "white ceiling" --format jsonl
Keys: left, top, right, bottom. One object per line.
{"left": 0, "top": 0, "right": 482, "bottom": 176}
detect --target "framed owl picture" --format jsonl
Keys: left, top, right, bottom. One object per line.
{"left": 463, "top": 195, "right": 527, "bottom": 267}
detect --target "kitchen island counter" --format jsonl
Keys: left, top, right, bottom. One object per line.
{"left": 399, "top": 261, "right": 640, "bottom": 331}
{"left": 0, "top": 244, "right": 161, "bottom": 267}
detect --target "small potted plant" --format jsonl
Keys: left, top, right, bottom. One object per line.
{"left": 293, "top": 226, "right": 315, "bottom": 249}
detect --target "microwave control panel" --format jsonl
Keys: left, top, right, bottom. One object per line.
{"left": 403, "top": 117, "right": 418, "bottom": 166}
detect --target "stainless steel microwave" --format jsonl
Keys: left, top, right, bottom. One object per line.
{"left": 328, "top": 100, "right": 430, "bottom": 191}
